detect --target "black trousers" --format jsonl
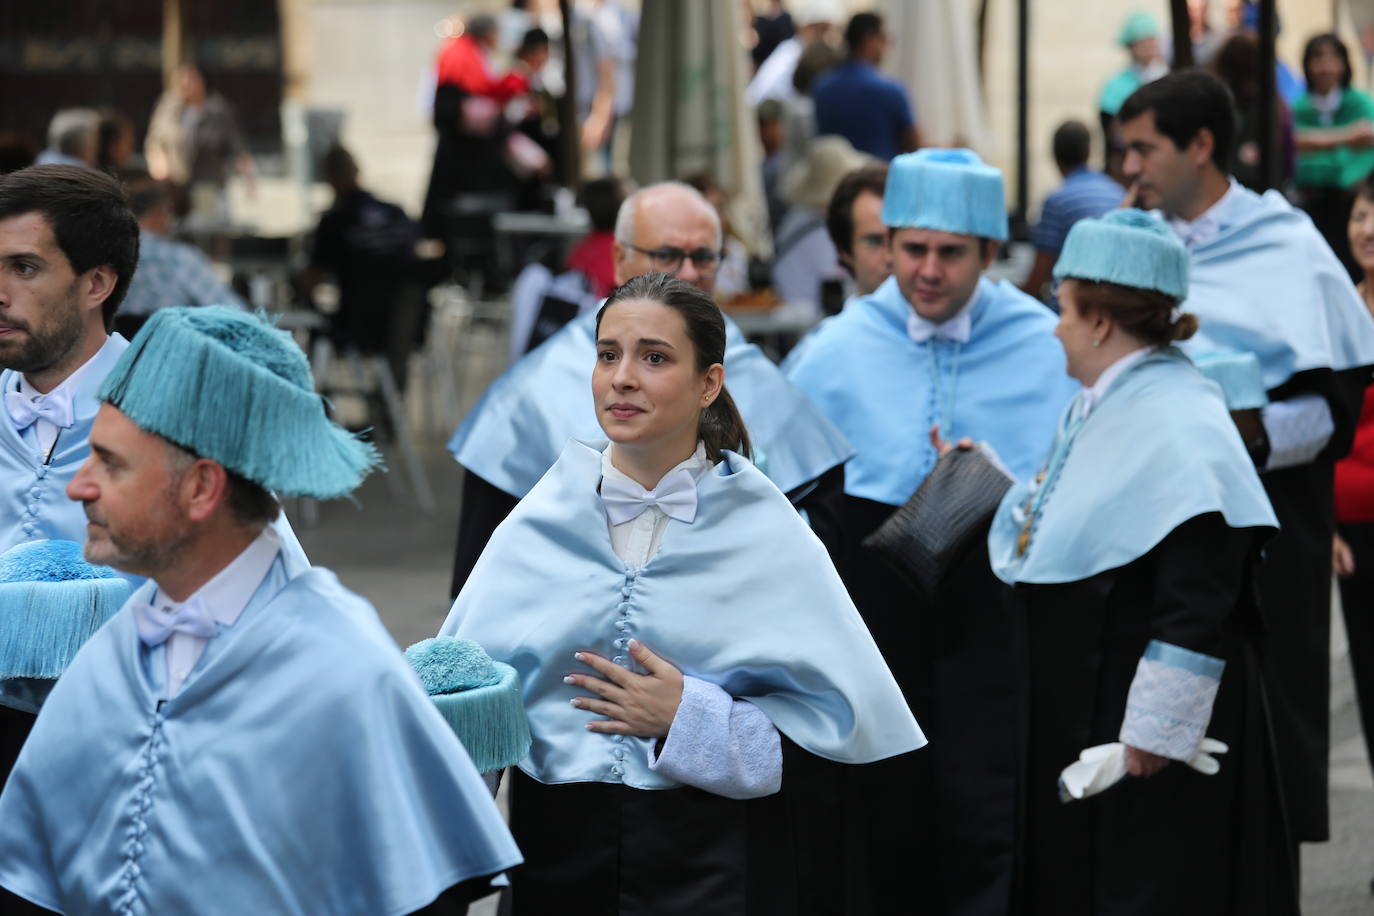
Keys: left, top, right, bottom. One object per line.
{"left": 1337, "top": 522, "right": 1374, "bottom": 774}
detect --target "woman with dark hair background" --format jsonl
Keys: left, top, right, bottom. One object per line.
{"left": 439, "top": 274, "right": 923, "bottom": 914}
{"left": 1294, "top": 32, "right": 1374, "bottom": 278}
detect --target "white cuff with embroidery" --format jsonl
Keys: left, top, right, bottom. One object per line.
{"left": 1261, "top": 394, "right": 1333, "bottom": 470}
{"left": 1119, "top": 639, "right": 1225, "bottom": 762}
{"left": 648, "top": 675, "right": 783, "bottom": 800}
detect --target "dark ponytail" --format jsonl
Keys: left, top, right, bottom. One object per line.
{"left": 597, "top": 273, "right": 752, "bottom": 463}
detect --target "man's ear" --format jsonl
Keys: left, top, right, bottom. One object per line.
{"left": 80, "top": 265, "right": 118, "bottom": 315}
{"left": 182, "top": 459, "right": 232, "bottom": 524}
{"left": 1189, "top": 127, "right": 1216, "bottom": 169}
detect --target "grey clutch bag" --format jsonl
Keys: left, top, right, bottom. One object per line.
{"left": 861, "top": 447, "right": 1012, "bottom": 596}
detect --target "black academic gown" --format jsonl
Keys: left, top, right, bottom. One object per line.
{"left": 505, "top": 738, "right": 840, "bottom": 916}
{"left": 1256, "top": 365, "right": 1368, "bottom": 843}
{"left": 838, "top": 495, "right": 1020, "bottom": 916}
{"left": 1013, "top": 513, "right": 1298, "bottom": 916}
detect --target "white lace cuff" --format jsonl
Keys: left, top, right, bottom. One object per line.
{"left": 1119, "top": 640, "right": 1225, "bottom": 762}
{"left": 648, "top": 676, "right": 783, "bottom": 799}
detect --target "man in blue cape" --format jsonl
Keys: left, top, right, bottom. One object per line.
{"left": 784, "top": 148, "right": 1078, "bottom": 915}
{"left": 1118, "top": 69, "right": 1374, "bottom": 851}
{"left": 0, "top": 306, "right": 521, "bottom": 914}
{"left": 446, "top": 181, "right": 854, "bottom": 596}
{"left": 0, "top": 165, "right": 306, "bottom": 783}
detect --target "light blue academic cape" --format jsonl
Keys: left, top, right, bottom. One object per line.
{"left": 783, "top": 275, "right": 1079, "bottom": 507}
{"left": 1176, "top": 186, "right": 1374, "bottom": 390}
{"left": 441, "top": 439, "right": 925, "bottom": 790}
{"left": 990, "top": 348, "right": 1278, "bottom": 585}
{"left": 0, "top": 545, "right": 521, "bottom": 916}
{"left": 0, "top": 334, "right": 309, "bottom": 713}
{"left": 447, "top": 310, "right": 855, "bottom": 498}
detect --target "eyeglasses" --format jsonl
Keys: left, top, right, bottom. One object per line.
{"left": 621, "top": 242, "right": 724, "bottom": 275}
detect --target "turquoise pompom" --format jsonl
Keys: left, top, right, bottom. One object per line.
{"left": 0, "top": 539, "right": 119, "bottom": 583}
{"left": 404, "top": 637, "right": 501, "bottom": 695}
{"left": 404, "top": 636, "right": 532, "bottom": 773}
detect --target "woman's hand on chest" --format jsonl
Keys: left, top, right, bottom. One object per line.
{"left": 564, "top": 640, "right": 684, "bottom": 739}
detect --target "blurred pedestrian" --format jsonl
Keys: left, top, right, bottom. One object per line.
{"left": 145, "top": 63, "right": 256, "bottom": 224}
{"left": 757, "top": 98, "right": 788, "bottom": 236}
{"left": 565, "top": 176, "right": 625, "bottom": 297}
{"left": 751, "top": 0, "right": 794, "bottom": 72}
{"left": 824, "top": 163, "right": 889, "bottom": 300}
{"left": 1099, "top": 12, "right": 1166, "bottom": 181}
{"left": 35, "top": 109, "right": 98, "bottom": 169}
{"left": 813, "top": 11, "right": 920, "bottom": 161}
{"left": 1294, "top": 32, "right": 1374, "bottom": 279}
{"left": 685, "top": 173, "right": 751, "bottom": 300}
{"left": 772, "top": 137, "right": 874, "bottom": 316}
{"left": 95, "top": 109, "right": 138, "bottom": 176}
{"left": 117, "top": 173, "right": 246, "bottom": 339}
{"left": 1209, "top": 31, "right": 1295, "bottom": 191}
{"left": 1022, "top": 120, "right": 1124, "bottom": 302}
{"left": 745, "top": 0, "right": 841, "bottom": 107}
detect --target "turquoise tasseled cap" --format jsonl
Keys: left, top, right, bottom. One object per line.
{"left": 96, "top": 306, "right": 380, "bottom": 499}
{"left": 0, "top": 540, "right": 130, "bottom": 679}
{"left": 881, "top": 148, "right": 1008, "bottom": 241}
{"left": 1053, "top": 208, "right": 1189, "bottom": 301}
{"left": 1119, "top": 11, "right": 1159, "bottom": 47}
{"left": 405, "top": 637, "right": 532, "bottom": 773}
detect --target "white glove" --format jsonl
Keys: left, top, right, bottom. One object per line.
{"left": 1058, "top": 739, "right": 1230, "bottom": 802}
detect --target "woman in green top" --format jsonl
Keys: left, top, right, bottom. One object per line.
{"left": 1295, "top": 32, "right": 1374, "bottom": 278}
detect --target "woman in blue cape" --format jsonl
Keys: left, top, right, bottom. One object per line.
{"left": 441, "top": 273, "right": 924, "bottom": 915}
{"left": 984, "top": 210, "right": 1295, "bottom": 914}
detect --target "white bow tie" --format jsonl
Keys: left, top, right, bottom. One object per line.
{"left": 133, "top": 598, "right": 219, "bottom": 647}
{"left": 600, "top": 467, "right": 699, "bottom": 525}
{"left": 6, "top": 389, "right": 74, "bottom": 432}
{"left": 907, "top": 310, "right": 971, "bottom": 344}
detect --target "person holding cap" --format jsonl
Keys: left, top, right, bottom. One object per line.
{"left": 985, "top": 208, "right": 1293, "bottom": 915}
{"left": 0, "top": 306, "right": 520, "bottom": 915}
{"left": 784, "top": 148, "right": 1077, "bottom": 914}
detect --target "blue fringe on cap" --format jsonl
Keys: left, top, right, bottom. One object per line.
{"left": 1119, "top": 10, "right": 1159, "bottom": 46}
{"left": 882, "top": 148, "right": 1009, "bottom": 241}
{"left": 0, "top": 540, "right": 130, "bottom": 679}
{"left": 97, "top": 306, "right": 380, "bottom": 500}
{"left": 405, "top": 636, "right": 532, "bottom": 773}
{"left": 1053, "top": 208, "right": 1190, "bottom": 301}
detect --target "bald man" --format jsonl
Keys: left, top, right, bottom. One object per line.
{"left": 447, "top": 181, "right": 854, "bottom": 596}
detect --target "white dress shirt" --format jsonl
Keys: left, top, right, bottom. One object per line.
{"left": 13, "top": 345, "right": 105, "bottom": 457}
{"left": 601, "top": 442, "right": 714, "bottom": 569}
{"left": 599, "top": 442, "right": 784, "bottom": 798}
{"left": 146, "top": 526, "right": 280, "bottom": 698}
{"left": 906, "top": 282, "right": 979, "bottom": 345}
{"left": 1166, "top": 179, "right": 1245, "bottom": 251}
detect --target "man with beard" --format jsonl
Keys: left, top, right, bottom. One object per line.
{"left": 0, "top": 165, "right": 305, "bottom": 783}
{"left": 0, "top": 165, "right": 140, "bottom": 782}
{"left": 0, "top": 306, "right": 521, "bottom": 915}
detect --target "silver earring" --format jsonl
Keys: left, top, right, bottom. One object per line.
{"left": 1091, "top": 339, "right": 1101, "bottom": 348}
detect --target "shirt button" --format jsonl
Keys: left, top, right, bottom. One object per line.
{"left": 612, "top": 656, "right": 626, "bottom": 665}
{"left": 29, "top": 487, "right": 42, "bottom": 498}
{"left": 614, "top": 638, "right": 628, "bottom": 649}
{"left": 610, "top": 764, "right": 624, "bottom": 776}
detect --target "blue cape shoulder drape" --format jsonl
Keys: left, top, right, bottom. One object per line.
{"left": 442, "top": 439, "right": 925, "bottom": 789}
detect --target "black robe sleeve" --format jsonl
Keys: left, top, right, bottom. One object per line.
{"left": 1143, "top": 511, "right": 1261, "bottom": 658}
{"left": 449, "top": 471, "right": 520, "bottom": 600}
{"left": 783, "top": 463, "right": 846, "bottom": 564}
